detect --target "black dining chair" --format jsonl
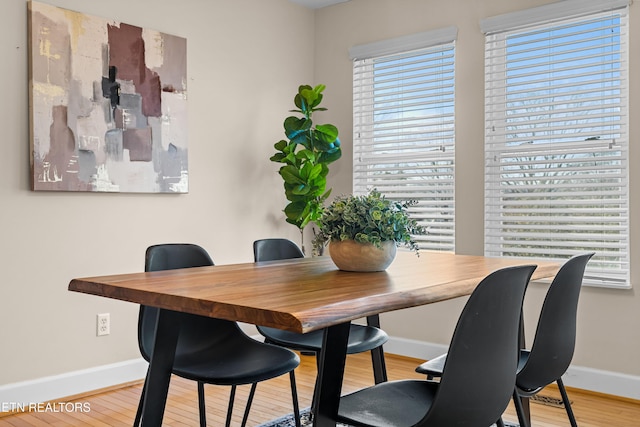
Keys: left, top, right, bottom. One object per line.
{"left": 253, "top": 238, "right": 389, "bottom": 413}
{"left": 336, "top": 264, "right": 537, "bottom": 427}
{"left": 134, "top": 243, "right": 301, "bottom": 427}
{"left": 511, "top": 252, "right": 594, "bottom": 427}
{"left": 416, "top": 253, "right": 594, "bottom": 427}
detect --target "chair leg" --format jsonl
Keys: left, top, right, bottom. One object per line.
{"left": 289, "top": 371, "right": 301, "bottom": 427}
{"left": 133, "top": 369, "right": 149, "bottom": 427}
{"left": 198, "top": 381, "right": 207, "bottom": 427}
{"left": 512, "top": 389, "right": 530, "bottom": 427}
{"left": 225, "top": 385, "right": 237, "bottom": 427}
{"left": 370, "top": 346, "right": 388, "bottom": 384}
{"left": 133, "top": 390, "right": 144, "bottom": 427}
{"left": 310, "top": 355, "right": 322, "bottom": 420}
{"left": 496, "top": 416, "right": 505, "bottom": 427}
{"left": 557, "top": 378, "right": 578, "bottom": 427}
{"left": 367, "top": 314, "right": 388, "bottom": 384}
{"left": 241, "top": 383, "right": 258, "bottom": 427}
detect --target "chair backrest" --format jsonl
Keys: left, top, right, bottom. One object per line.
{"left": 138, "top": 244, "right": 216, "bottom": 361}
{"left": 516, "top": 253, "right": 594, "bottom": 391}
{"left": 145, "top": 243, "right": 214, "bottom": 272}
{"left": 253, "top": 238, "right": 304, "bottom": 262}
{"left": 419, "top": 264, "right": 537, "bottom": 427}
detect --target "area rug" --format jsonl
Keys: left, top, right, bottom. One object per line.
{"left": 257, "top": 408, "right": 519, "bottom": 427}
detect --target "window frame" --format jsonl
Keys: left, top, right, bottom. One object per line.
{"left": 350, "top": 28, "right": 458, "bottom": 252}
{"left": 483, "top": 1, "right": 630, "bottom": 288}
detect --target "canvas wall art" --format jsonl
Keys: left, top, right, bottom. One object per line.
{"left": 28, "top": 1, "right": 188, "bottom": 192}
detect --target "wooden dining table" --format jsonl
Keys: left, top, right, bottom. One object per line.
{"left": 68, "top": 250, "right": 559, "bottom": 426}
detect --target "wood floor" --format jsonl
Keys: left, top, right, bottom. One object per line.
{"left": 1, "top": 352, "right": 638, "bottom": 426}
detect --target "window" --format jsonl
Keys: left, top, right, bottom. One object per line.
{"left": 350, "top": 28, "right": 457, "bottom": 251}
{"left": 483, "top": 0, "right": 630, "bottom": 288}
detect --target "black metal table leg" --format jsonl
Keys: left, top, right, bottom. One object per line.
{"left": 138, "top": 309, "right": 181, "bottom": 426}
{"left": 366, "top": 315, "right": 387, "bottom": 384}
{"left": 313, "top": 322, "right": 350, "bottom": 427}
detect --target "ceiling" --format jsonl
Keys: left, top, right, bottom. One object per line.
{"left": 288, "top": 0, "right": 351, "bottom": 9}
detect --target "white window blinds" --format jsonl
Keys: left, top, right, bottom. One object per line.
{"left": 484, "top": 4, "right": 630, "bottom": 288}
{"left": 352, "top": 30, "right": 456, "bottom": 251}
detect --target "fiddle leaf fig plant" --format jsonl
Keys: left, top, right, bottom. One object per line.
{"left": 271, "top": 84, "right": 342, "bottom": 237}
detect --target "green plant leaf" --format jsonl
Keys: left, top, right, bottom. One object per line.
{"left": 300, "top": 88, "right": 318, "bottom": 106}
{"left": 300, "top": 162, "right": 313, "bottom": 179}
{"left": 318, "top": 148, "right": 342, "bottom": 164}
{"left": 270, "top": 153, "right": 286, "bottom": 162}
{"left": 284, "top": 200, "right": 307, "bottom": 221}
{"left": 316, "top": 124, "right": 338, "bottom": 141}
{"left": 314, "top": 125, "right": 339, "bottom": 151}
{"left": 313, "top": 84, "right": 326, "bottom": 94}
{"left": 284, "top": 187, "right": 306, "bottom": 202}
{"left": 284, "top": 116, "right": 311, "bottom": 144}
{"left": 296, "top": 149, "right": 316, "bottom": 162}
{"left": 300, "top": 84, "right": 326, "bottom": 110}
{"left": 292, "top": 184, "right": 310, "bottom": 195}
{"left": 308, "top": 163, "right": 323, "bottom": 181}
{"left": 284, "top": 152, "right": 297, "bottom": 165}
{"left": 279, "top": 165, "right": 304, "bottom": 185}
{"left": 294, "top": 85, "right": 313, "bottom": 113}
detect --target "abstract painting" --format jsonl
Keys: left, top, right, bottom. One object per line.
{"left": 28, "top": 1, "right": 188, "bottom": 192}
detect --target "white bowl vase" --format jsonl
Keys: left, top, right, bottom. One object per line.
{"left": 328, "top": 240, "right": 397, "bottom": 272}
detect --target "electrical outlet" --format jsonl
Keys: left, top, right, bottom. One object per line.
{"left": 96, "top": 313, "right": 110, "bottom": 336}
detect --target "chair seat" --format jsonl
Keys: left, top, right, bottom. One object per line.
{"left": 338, "top": 380, "right": 436, "bottom": 427}
{"left": 172, "top": 332, "right": 300, "bottom": 386}
{"left": 415, "top": 353, "right": 446, "bottom": 376}
{"left": 417, "top": 349, "right": 531, "bottom": 378}
{"left": 257, "top": 324, "right": 388, "bottom": 354}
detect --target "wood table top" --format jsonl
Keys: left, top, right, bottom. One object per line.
{"left": 68, "top": 251, "right": 559, "bottom": 333}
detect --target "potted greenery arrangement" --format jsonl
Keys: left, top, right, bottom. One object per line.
{"left": 270, "top": 84, "right": 342, "bottom": 254}
{"left": 313, "top": 190, "right": 426, "bottom": 271}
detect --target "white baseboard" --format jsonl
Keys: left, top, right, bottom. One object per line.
{"left": 0, "top": 358, "right": 147, "bottom": 411}
{"left": 385, "top": 336, "right": 640, "bottom": 400}
{"left": 1, "top": 337, "right": 638, "bottom": 409}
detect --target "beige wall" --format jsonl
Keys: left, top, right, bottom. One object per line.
{"left": 2, "top": 0, "right": 638, "bottom": 394}
{"left": 1, "top": 0, "right": 315, "bottom": 384}
{"left": 315, "top": 0, "right": 640, "bottom": 379}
